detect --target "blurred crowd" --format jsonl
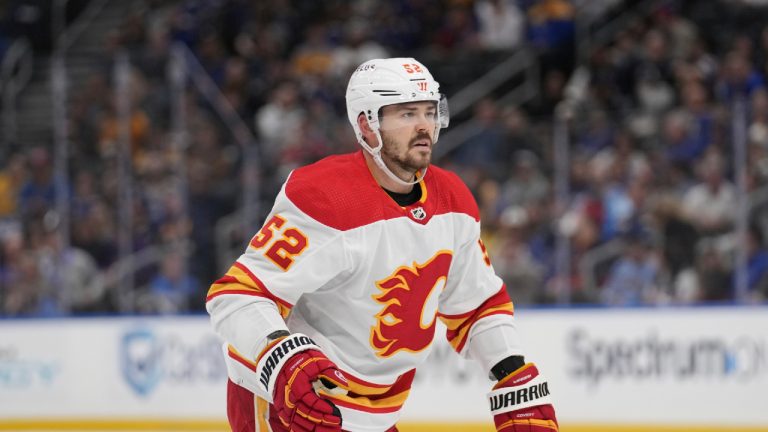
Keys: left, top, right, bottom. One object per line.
{"left": 457, "top": 0, "right": 768, "bottom": 306}
{"left": 1, "top": 0, "right": 767, "bottom": 317}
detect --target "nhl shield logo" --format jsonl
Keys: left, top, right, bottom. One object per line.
{"left": 410, "top": 207, "right": 427, "bottom": 220}
{"left": 121, "top": 328, "right": 162, "bottom": 397}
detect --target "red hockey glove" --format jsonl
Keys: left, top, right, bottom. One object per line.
{"left": 488, "top": 363, "right": 558, "bottom": 432}
{"left": 256, "top": 333, "right": 348, "bottom": 432}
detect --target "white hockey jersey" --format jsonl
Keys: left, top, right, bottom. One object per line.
{"left": 207, "top": 151, "right": 521, "bottom": 431}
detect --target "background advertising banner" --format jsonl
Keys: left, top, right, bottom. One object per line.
{"left": 0, "top": 317, "right": 227, "bottom": 418}
{"left": 0, "top": 307, "right": 766, "bottom": 429}
{"left": 515, "top": 306, "right": 768, "bottom": 427}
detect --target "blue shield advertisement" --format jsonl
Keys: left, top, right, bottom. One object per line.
{"left": 120, "top": 328, "right": 162, "bottom": 397}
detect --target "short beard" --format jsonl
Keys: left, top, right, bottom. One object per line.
{"left": 380, "top": 132, "right": 432, "bottom": 175}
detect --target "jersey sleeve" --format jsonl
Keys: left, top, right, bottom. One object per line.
{"left": 436, "top": 216, "right": 523, "bottom": 373}
{"left": 206, "top": 181, "right": 350, "bottom": 360}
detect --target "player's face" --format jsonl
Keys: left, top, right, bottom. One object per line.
{"left": 378, "top": 101, "right": 437, "bottom": 176}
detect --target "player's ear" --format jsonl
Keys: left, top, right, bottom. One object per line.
{"left": 357, "top": 112, "right": 373, "bottom": 134}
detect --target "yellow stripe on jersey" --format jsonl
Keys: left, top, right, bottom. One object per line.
{"left": 256, "top": 397, "right": 269, "bottom": 431}
{"left": 344, "top": 378, "right": 393, "bottom": 396}
{"left": 438, "top": 286, "right": 514, "bottom": 352}
{"left": 206, "top": 262, "right": 292, "bottom": 318}
{"left": 322, "top": 369, "right": 416, "bottom": 414}
{"left": 324, "top": 387, "right": 411, "bottom": 414}
{"left": 418, "top": 176, "right": 428, "bottom": 203}
{"left": 227, "top": 345, "right": 258, "bottom": 371}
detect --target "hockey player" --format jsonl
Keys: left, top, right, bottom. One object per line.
{"left": 207, "top": 57, "right": 558, "bottom": 432}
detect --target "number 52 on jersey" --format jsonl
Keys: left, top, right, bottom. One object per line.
{"left": 249, "top": 215, "right": 309, "bottom": 271}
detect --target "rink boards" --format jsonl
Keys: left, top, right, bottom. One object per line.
{"left": 0, "top": 306, "right": 766, "bottom": 431}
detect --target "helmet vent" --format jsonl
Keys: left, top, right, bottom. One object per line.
{"left": 373, "top": 90, "right": 402, "bottom": 97}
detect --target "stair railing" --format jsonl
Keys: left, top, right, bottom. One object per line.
{"left": 1, "top": 38, "right": 33, "bottom": 148}
{"left": 56, "top": 0, "right": 110, "bottom": 51}
{"left": 171, "top": 43, "right": 265, "bottom": 275}
{"left": 434, "top": 48, "right": 539, "bottom": 159}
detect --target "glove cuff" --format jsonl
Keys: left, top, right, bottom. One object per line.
{"left": 255, "top": 333, "right": 321, "bottom": 402}
{"left": 487, "top": 365, "right": 554, "bottom": 416}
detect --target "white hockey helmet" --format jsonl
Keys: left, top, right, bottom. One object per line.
{"left": 345, "top": 58, "right": 450, "bottom": 186}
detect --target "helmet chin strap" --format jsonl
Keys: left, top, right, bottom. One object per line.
{"left": 360, "top": 129, "right": 427, "bottom": 187}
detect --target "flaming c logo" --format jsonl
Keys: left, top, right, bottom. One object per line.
{"left": 370, "top": 251, "right": 453, "bottom": 358}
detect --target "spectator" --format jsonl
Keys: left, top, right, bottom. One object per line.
{"left": 652, "top": 6, "right": 698, "bottom": 61}
{"left": 97, "top": 91, "right": 151, "bottom": 162}
{"left": 431, "top": 4, "right": 479, "bottom": 53}
{"left": 686, "top": 37, "right": 719, "bottom": 88}
{"left": 18, "top": 147, "right": 60, "bottom": 219}
{"left": 743, "top": 223, "right": 768, "bottom": 302}
{"left": 143, "top": 252, "right": 198, "bottom": 314}
{"left": 696, "top": 241, "right": 732, "bottom": 302}
{"left": 682, "top": 152, "right": 738, "bottom": 236}
{"left": 748, "top": 88, "right": 768, "bottom": 151}
{"left": 655, "top": 196, "right": 697, "bottom": 268}
{"left": 70, "top": 199, "right": 117, "bottom": 270}
{"left": 195, "top": 31, "right": 228, "bottom": 86}
{"left": 255, "top": 81, "right": 305, "bottom": 164}
{"left": 136, "top": 28, "right": 170, "bottom": 81}
{"left": 330, "top": 19, "right": 389, "bottom": 80}
{"left": 716, "top": 50, "right": 766, "bottom": 103}
{"left": 474, "top": 0, "right": 525, "bottom": 51}
{"left": 0, "top": 152, "right": 26, "bottom": 219}
{"left": 526, "top": 0, "right": 575, "bottom": 71}
{"left": 492, "top": 205, "right": 546, "bottom": 305}
{"left": 576, "top": 109, "right": 614, "bottom": 156}
{"left": 747, "top": 129, "right": 768, "bottom": 190}
{"left": 291, "top": 23, "right": 334, "bottom": 77}
{"left": 677, "top": 80, "right": 716, "bottom": 158}
{"left": 648, "top": 195, "right": 700, "bottom": 302}
{"left": 633, "top": 30, "right": 676, "bottom": 130}
{"left": 600, "top": 175, "right": 649, "bottom": 242}
{"left": 526, "top": 0, "right": 575, "bottom": 51}
{"left": 0, "top": 224, "right": 31, "bottom": 315}
{"left": 35, "top": 217, "right": 106, "bottom": 315}
{"left": 527, "top": 68, "right": 567, "bottom": 119}
{"left": 662, "top": 109, "right": 706, "bottom": 176}
{"left": 497, "top": 150, "right": 550, "bottom": 215}
{"left": 451, "top": 98, "right": 504, "bottom": 172}
{"left": 498, "top": 105, "right": 543, "bottom": 165}
{"left": 600, "top": 231, "right": 661, "bottom": 306}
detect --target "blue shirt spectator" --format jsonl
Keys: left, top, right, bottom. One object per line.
{"left": 600, "top": 234, "right": 660, "bottom": 306}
